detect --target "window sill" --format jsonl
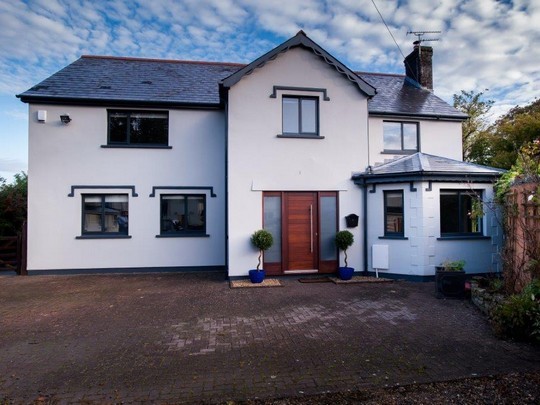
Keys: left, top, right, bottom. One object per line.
{"left": 378, "top": 236, "right": 408, "bottom": 240}
{"left": 277, "top": 134, "right": 325, "bottom": 139}
{"left": 101, "top": 145, "right": 172, "bottom": 149}
{"left": 381, "top": 150, "right": 417, "bottom": 155}
{"left": 437, "top": 235, "right": 491, "bottom": 241}
{"left": 76, "top": 235, "right": 132, "bottom": 239}
{"left": 156, "top": 234, "right": 210, "bottom": 238}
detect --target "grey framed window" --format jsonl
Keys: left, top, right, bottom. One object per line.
{"left": 384, "top": 190, "right": 404, "bottom": 236}
{"left": 160, "top": 194, "right": 206, "bottom": 236}
{"left": 282, "top": 96, "right": 319, "bottom": 136}
{"left": 440, "top": 190, "right": 483, "bottom": 235}
{"left": 383, "top": 121, "right": 418, "bottom": 153}
{"left": 82, "top": 194, "right": 129, "bottom": 236}
{"left": 108, "top": 110, "right": 168, "bottom": 146}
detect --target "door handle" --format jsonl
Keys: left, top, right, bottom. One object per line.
{"left": 310, "top": 204, "right": 313, "bottom": 253}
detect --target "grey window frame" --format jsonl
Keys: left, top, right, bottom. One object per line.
{"left": 439, "top": 189, "right": 483, "bottom": 236}
{"left": 107, "top": 110, "right": 169, "bottom": 147}
{"left": 383, "top": 190, "right": 404, "bottom": 237}
{"left": 159, "top": 194, "right": 207, "bottom": 237}
{"left": 80, "top": 194, "right": 129, "bottom": 238}
{"left": 282, "top": 96, "right": 319, "bottom": 136}
{"left": 382, "top": 121, "right": 419, "bottom": 153}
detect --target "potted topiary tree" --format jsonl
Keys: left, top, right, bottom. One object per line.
{"left": 335, "top": 230, "right": 354, "bottom": 280}
{"left": 435, "top": 259, "right": 466, "bottom": 298}
{"left": 249, "top": 229, "right": 274, "bottom": 283}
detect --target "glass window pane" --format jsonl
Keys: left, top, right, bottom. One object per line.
{"left": 403, "top": 123, "right": 418, "bottom": 150}
{"left": 130, "top": 114, "right": 168, "bottom": 144}
{"left": 264, "top": 196, "right": 281, "bottom": 263}
{"left": 385, "top": 192, "right": 403, "bottom": 234}
{"left": 283, "top": 98, "right": 299, "bottom": 133}
{"left": 320, "top": 196, "right": 337, "bottom": 261}
{"left": 383, "top": 122, "right": 401, "bottom": 150}
{"left": 161, "top": 196, "right": 185, "bottom": 232}
{"left": 301, "top": 99, "right": 317, "bottom": 133}
{"left": 186, "top": 196, "right": 205, "bottom": 231}
{"left": 440, "top": 191, "right": 459, "bottom": 234}
{"left": 109, "top": 113, "right": 128, "bottom": 143}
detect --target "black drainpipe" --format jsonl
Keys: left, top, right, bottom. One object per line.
{"left": 362, "top": 181, "right": 368, "bottom": 275}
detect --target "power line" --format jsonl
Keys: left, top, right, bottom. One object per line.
{"left": 370, "top": 0, "right": 407, "bottom": 61}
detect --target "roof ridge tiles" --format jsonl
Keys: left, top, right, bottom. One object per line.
{"left": 80, "top": 55, "right": 247, "bottom": 67}
{"left": 356, "top": 71, "right": 405, "bottom": 78}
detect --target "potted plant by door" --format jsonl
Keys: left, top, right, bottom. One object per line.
{"left": 435, "top": 259, "right": 466, "bottom": 298}
{"left": 249, "top": 229, "right": 274, "bottom": 283}
{"left": 335, "top": 230, "right": 355, "bottom": 280}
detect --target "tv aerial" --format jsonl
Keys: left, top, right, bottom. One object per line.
{"left": 407, "top": 30, "right": 441, "bottom": 45}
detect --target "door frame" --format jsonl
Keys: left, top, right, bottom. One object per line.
{"left": 263, "top": 191, "right": 338, "bottom": 275}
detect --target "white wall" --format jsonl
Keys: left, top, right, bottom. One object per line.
{"left": 368, "top": 117, "right": 463, "bottom": 166}
{"left": 27, "top": 105, "right": 226, "bottom": 271}
{"left": 367, "top": 181, "right": 501, "bottom": 278}
{"left": 227, "top": 47, "right": 369, "bottom": 276}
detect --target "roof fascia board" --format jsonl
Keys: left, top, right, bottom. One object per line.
{"left": 221, "top": 31, "right": 376, "bottom": 97}
{"left": 16, "top": 96, "right": 222, "bottom": 110}
{"left": 352, "top": 172, "right": 501, "bottom": 185}
{"left": 368, "top": 112, "right": 468, "bottom": 122}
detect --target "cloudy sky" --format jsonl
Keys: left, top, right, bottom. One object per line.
{"left": 1, "top": 0, "right": 539, "bottom": 181}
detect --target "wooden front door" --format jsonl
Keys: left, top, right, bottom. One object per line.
{"left": 284, "top": 192, "right": 318, "bottom": 272}
{"left": 263, "top": 191, "right": 338, "bottom": 275}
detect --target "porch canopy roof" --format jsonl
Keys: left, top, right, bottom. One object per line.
{"left": 352, "top": 153, "right": 505, "bottom": 185}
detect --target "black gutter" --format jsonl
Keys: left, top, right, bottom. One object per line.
{"left": 368, "top": 111, "right": 468, "bottom": 121}
{"left": 15, "top": 95, "right": 223, "bottom": 110}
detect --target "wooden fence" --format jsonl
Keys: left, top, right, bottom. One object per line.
{"left": 0, "top": 222, "right": 27, "bottom": 275}
{"left": 505, "top": 183, "right": 539, "bottom": 292}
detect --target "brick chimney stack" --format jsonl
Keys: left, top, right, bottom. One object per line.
{"left": 404, "top": 41, "right": 433, "bottom": 91}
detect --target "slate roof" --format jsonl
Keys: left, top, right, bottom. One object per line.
{"left": 359, "top": 73, "right": 467, "bottom": 119}
{"left": 17, "top": 56, "right": 244, "bottom": 107}
{"left": 353, "top": 153, "right": 504, "bottom": 183}
{"left": 17, "top": 33, "right": 466, "bottom": 120}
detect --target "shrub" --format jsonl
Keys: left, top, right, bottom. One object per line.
{"left": 335, "top": 230, "right": 354, "bottom": 267}
{"left": 491, "top": 279, "right": 540, "bottom": 344}
{"left": 250, "top": 229, "right": 273, "bottom": 270}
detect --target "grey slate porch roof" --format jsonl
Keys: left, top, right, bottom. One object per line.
{"left": 353, "top": 153, "right": 505, "bottom": 184}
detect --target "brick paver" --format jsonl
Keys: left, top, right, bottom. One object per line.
{"left": 0, "top": 273, "right": 539, "bottom": 403}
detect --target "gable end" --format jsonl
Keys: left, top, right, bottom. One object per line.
{"left": 221, "top": 31, "right": 376, "bottom": 97}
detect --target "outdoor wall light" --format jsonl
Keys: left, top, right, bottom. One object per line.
{"left": 60, "top": 114, "right": 71, "bottom": 124}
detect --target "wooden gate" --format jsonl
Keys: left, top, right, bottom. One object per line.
{"left": 0, "top": 222, "right": 27, "bottom": 275}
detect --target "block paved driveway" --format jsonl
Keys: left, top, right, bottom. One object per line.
{"left": 1, "top": 272, "right": 539, "bottom": 403}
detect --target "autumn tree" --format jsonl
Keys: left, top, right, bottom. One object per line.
{"left": 453, "top": 89, "right": 494, "bottom": 163}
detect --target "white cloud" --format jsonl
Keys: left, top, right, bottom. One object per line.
{"left": 0, "top": 0, "right": 538, "bottom": 116}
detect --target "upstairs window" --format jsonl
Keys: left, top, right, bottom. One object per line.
{"left": 440, "top": 190, "right": 483, "bottom": 236}
{"left": 108, "top": 110, "right": 168, "bottom": 146}
{"left": 282, "top": 96, "right": 319, "bottom": 136}
{"left": 384, "top": 190, "right": 404, "bottom": 237}
{"left": 383, "top": 121, "right": 418, "bottom": 153}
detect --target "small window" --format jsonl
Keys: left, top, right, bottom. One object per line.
{"left": 82, "top": 194, "right": 129, "bottom": 235}
{"left": 383, "top": 121, "right": 418, "bottom": 152}
{"left": 160, "top": 194, "right": 206, "bottom": 235}
{"left": 440, "top": 190, "right": 483, "bottom": 235}
{"left": 384, "top": 190, "right": 404, "bottom": 236}
{"left": 108, "top": 110, "right": 168, "bottom": 146}
{"left": 282, "top": 96, "right": 319, "bottom": 136}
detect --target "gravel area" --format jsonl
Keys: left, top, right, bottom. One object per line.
{"left": 240, "top": 372, "right": 540, "bottom": 404}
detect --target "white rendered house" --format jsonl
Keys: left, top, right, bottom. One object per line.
{"left": 17, "top": 31, "right": 503, "bottom": 279}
